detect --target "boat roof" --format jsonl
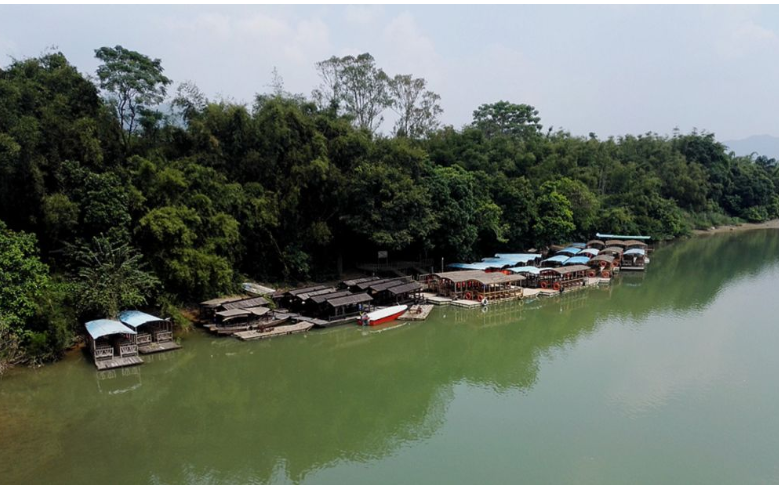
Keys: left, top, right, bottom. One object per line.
{"left": 543, "top": 255, "right": 570, "bottom": 263}
{"left": 199, "top": 295, "right": 245, "bottom": 308}
{"left": 589, "top": 254, "right": 615, "bottom": 263}
{"left": 601, "top": 246, "right": 625, "bottom": 254}
{"left": 222, "top": 297, "right": 269, "bottom": 310}
{"left": 547, "top": 264, "right": 591, "bottom": 275}
{"left": 341, "top": 276, "right": 380, "bottom": 287}
{"left": 388, "top": 281, "right": 423, "bottom": 295}
{"left": 310, "top": 290, "right": 351, "bottom": 305}
{"left": 563, "top": 256, "right": 591, "bottom": 265}
{"left": 506, "top": 266, "right": 542, "bottom": 275}
{"left": 494, "top": 253, "right": 541, "bottom": 262}
{"left": 558, "top": 247, "right": 582, "bottom": 255}
{"left": 432, "top": 271, "right": 524, "bottom": 284}
{"left": 596, "top": 233, "right": 651, "bottom": 240}
{"left": 579, "top": 248, "right": 599, "bottom": 256}
{"left": 369, "top": 279, "right": 409, "bottom": 292}
{"left": 118, "top": 310, "right": 165, "bottom": 329}
{"left": 86, "top": 319, "right": 136, "bottom": 339}
{"left": 568, "top": 242, "right": 587, "bottom": 248}
{"left": 241, "top": 282, "right": 275, "bottom": 295}
{"left": 624, "top": 248, "right": 646, "bottom": 256}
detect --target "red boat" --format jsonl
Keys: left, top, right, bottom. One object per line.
{"left": 360, "top": 305, "right": 408, "bottom": 326}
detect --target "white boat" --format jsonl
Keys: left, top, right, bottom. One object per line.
{"left": 360, "top": 305, "right": 408, "bottom": 326}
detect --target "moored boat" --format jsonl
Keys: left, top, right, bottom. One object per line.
{"left": 360, "top": 305, "right": 408, "bottom": 326}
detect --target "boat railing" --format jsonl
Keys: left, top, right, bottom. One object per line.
{"left": 94, "top": 346, "right": 114, "bottom": 360}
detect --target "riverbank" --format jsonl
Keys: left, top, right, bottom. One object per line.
{"left": 692, "top": 219, "right": 779, "bottom": 236}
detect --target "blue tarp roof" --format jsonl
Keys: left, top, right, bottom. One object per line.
{"left": 118, "top": 310, "right": 164, "bottom": 329}
{"left": 569, "top": 242, "right": 587, "bottom": 248}
{"left": 624, "top": 248, "right": 646, "bottom": 256}
{"left": 479, "top": 258, "right": 518, "bottom": 268}
{"left": 448, "top": 263, "right": 486, "bottom": 270}
{"left": 579, "top": 248, "right": 599, "bottom": 256}
{"left": 543, "top": 255, "right": 570, "bottom": 263}
{"left": 563, "top": 256, "right": 591, "bottom": 265}
{"left": 85, "top": 319, "right": 136, "bottom": 339}
{"left": 494, "top": 253, "right": 541, "bottom": 264}
{"left": 557, "top": 247, "right": 582, "bottom": 255}
{"left": 596, "top": 233, "right": 651, "bottom": 240}
{"left": 506, "top": 266, "right": 541, "bottom": 275}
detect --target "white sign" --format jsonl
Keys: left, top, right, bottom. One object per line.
{"left": 378, "top": 251, "right": 388, "bottom": 259}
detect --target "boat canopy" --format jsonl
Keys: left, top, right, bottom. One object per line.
{"left": 596, "top": 233, "right": 651, "bottom": 240}
{"left": 506, "top": 266, "right": 542, "bottom": 275}
{"left": 480, "top": 257, "right": 521, "bottom": 267}
{"left": 579, "top": 248, "right": 599, "bottom": 257}
{"left": 543, "top": 255, "right": 570, "bottom": 264}
{"left": 624, "top": 248, "right": 646, "bottom": 256}
{"left": 568, "top": 242, "right": 587, "bottom": 248}
{"left": 86, "top": 319, "right": 136, "bottom": 340}
{"left": 494, "top": 253, "right": 540, "bottom": 264}
{"left": 563, "top": 256, "right": 591, "bottom": 265}
{"left": 118, "top": 310, "right": 165, "bottom": 329}
{"left": 557, "top": 247, "right": 582, "bottom": 255}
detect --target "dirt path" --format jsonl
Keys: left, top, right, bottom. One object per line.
{"left": 692, "top": 219, "right": 779, "bottom": 236}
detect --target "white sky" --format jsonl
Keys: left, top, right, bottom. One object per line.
{"left": 1, "top": 5, "right": 778, "bottom": 140}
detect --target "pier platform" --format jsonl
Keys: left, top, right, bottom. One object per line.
{"left": 138, "top": 341, "right": 181, "bottom": 354}
{"left": 399, "top": 304, "right": 434, "bottom": 321}
{"left": 95, "top": 356, "right": 143, "bottom": 370}
{"left": 234, "top": 322, "right": 314, "bottom": 341}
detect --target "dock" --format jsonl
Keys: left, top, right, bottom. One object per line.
{"left": 95, "top": 355, "right": 143, "bottom": 371}
{"left": 138, "top": 341, "right": 182, "bottom": 354}
{"left": 234, "top": 322, "right": 314, "bottom": 341}
{"left": 451, "top": 299, "right": 482, "bottom": 308}
{"left": 398, "top": 304, "right": 434, "bottom": 321}
{"left": 421, "top": 292, "right": 453, "bottom": 305}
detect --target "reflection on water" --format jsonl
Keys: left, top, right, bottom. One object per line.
{"left": 3, "top": 231, "right": 779, "bottom": 484}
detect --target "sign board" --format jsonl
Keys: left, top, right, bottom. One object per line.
{"left": 377, "top": 251, "right": 388, "bottom": 259}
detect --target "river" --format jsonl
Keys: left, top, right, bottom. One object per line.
{"left": 3, "top": 230, "right": 779, "bottom": 484}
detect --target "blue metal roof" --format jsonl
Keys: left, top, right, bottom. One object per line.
{"left": 579, "top": 248, "right": 599, "bottom": 256}
{"left": 557, "top": 247, "right": 582, "bottom": 255}
{"left": 596, "top": 233, "right": 651, "bottom": 240}
{"left": 507, "top": 266, "right": 541, "bottom": 275}
{"left": 494, "top": 253, "right": 541, "bottom": 264}
{"left": 624, "top": 248, "right": 646, "bottom": 256}
{"left": 563, "top": 256, "right": 591, "bottom": 265}
{"left": 85, "top": 319, "right": 136, "bottom": 340}
{"left": 544, "top": 255, "right": 570, "bottom": 263}
{"left": 479, "top": 258, "right": 517, "bottom": 268}
{"left": 118, "top": 310, "right": 164, "bottom": 329}
{"left": 569, "top": 242, "right": 587, "bottom": 248}
{"left": 447, "top": 263, "right": 482, "bottom": 270}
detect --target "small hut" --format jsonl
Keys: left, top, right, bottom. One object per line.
{"left": 118, "top": 310, "right": 181, "bottom": 354}
{"left": 325, "top": 293, "right": 373, "bottom": 321}
{"left": 340, "top": 276, "right": 380, "bottom": 291}
{"left": 385, "top": 281, "right": 423, "bottom": 305}
{"left": 199, "top": 295, "right": 246, "bottom": 321}
{"left": 85, "top": 319, "right": 143, "bottom": 370}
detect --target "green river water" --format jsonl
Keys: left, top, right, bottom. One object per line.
{"left": 3, "top": 231, "right": 779, "bottom": 484}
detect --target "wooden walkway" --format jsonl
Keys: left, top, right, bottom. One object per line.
{"left": 234, "top": 322, "right": 314, "bottom": 341}
{"left": 138, "top": 341, "right": 181, "bottom": 354}
{"left": 95, "top": 356, "right": 143, "bottom": 370}
{"left": 398, "top": 304, "right": 434, "bottom": 321}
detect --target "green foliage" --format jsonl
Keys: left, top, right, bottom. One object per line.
{"left": 67, "top": 235, "right": 159, "bottom": 319}
{"left": 0, "top": 221, "right": 49, "bottom": 333}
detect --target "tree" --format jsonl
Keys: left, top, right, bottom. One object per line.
{"left": 388, "top": 74, "right": 443, "bottom": 139}
{"left": 0, "top": 221, "right": 50, "bottom": 333}
{"left": 533, "top": 182, "right": 575, "bottom": 245}
{"left": 314, "top": 53, "right": 390, "bottom": 133}
{"left": 472, "top": 101, "right": 542, "bottom": 139}
{"left": 94, "top": 45, "right": 172, "bottom": 147}
{"left": 67, "top": 235, "right": 159, "bottom": 318}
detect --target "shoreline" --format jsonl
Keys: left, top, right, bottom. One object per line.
{"left": 691, "top": 219, "right": 779, "bottom": 236}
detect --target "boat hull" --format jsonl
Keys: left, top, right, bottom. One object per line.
{"left": 367, "top": 310, "right": 406, "bottom": 326}
{"left": 361, "top": 305, "right": 408, "bottom": 326}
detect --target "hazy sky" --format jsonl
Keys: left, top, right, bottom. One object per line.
{"left": 1, "top": 5, "right": 778, "bottom": 140}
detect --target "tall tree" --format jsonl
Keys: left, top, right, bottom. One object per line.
{"left": 314, "top": 53, "right": 390, "bottom": 133}
{"left": 94, "top": 45, "right": 172, "bottom": 147}
{"left": 472, "top": 101, "right": 542, "bottom": 140}
{"left": 388, "top": 74, "right": 443, "bottom": 139}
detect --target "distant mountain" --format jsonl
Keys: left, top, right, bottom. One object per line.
{"left": 724, "top": 135, "right": 779, "bottom": 160}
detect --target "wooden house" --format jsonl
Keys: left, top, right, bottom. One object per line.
{"left": 118, "top": 310, "right": 181, "bottom": 354}
{"left": 85, "top": 319, "right": 143, "bottom": 370}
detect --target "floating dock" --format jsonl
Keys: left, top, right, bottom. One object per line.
{"left": 95, "top": 356, "right": 143, "bottom": 371}
{"left": 234, "top": 322, "right": 314, "bottom": 341}
{"left": 138, "top": 341, "right": 182, "bottom": 354}
{"left": 398, "top": 304, "right": 434, "bottom": 321}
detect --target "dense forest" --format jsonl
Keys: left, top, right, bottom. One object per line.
{"left": 2, "top": 47, "right": 778, "bottom": 366}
